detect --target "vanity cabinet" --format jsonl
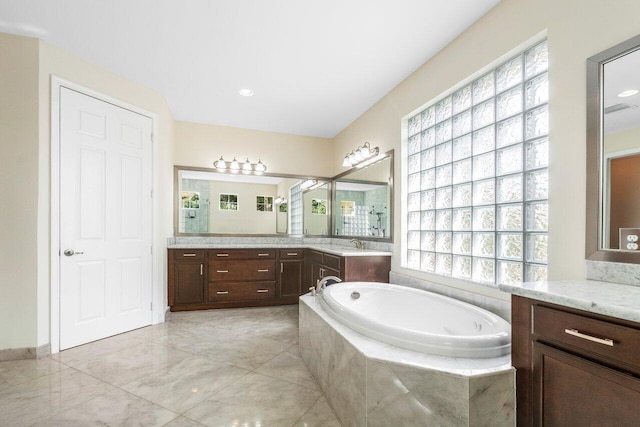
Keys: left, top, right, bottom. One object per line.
{"left": 169, "top": 247, "right": 391, "bottom": 311}
{"left": 279, "top": 249, "right": 305, "bottom": 299}
{"left": 208, "top": 249, "right": 276, "bottom": 304}
{"left": 168, "top": 249, "right": 205, "bottom": 307}
{"left": 512, "top": 296, "right": 640, "bottom": 426}
{"left": 306, "top": 249, "right": 391, "bottom": 288}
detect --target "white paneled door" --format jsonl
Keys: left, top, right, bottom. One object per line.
{"left": 59, "top": 87, "right": 153, "bottom": 350}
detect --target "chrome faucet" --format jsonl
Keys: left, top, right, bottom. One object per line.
{"left": 350, "top": 239, "right": 365, "bottom": 250}
{"left": 310, "top": 275, "right": 342, "bottom": 295}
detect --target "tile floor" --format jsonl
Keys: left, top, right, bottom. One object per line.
{"left": 0, "top": 305, "right": 342, "bottom": 426}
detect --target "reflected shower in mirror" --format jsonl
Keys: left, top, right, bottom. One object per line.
{"left": 332, "top": 152, "right": 393, "bottom": 240}
{"left": 175, "top": 166, "right": 330, "bottom": 236}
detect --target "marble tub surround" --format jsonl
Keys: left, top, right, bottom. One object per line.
{"left": 586, "top": 259, "right": 640, "bottom": 287}
{"left": 498, "top": 279, "right": 640, "bottom": 324}
{"left": 391, "top": 271, "right": 511, "bottom": 321}
{"left": 0, "top": 305, "right": 341, "bottom": 426}
{"left": 299, "top": 295, "right": 514, "bottom": 427}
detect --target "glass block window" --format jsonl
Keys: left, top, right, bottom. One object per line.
{"left": 405, "top": 40, "right": 548, "bottom": 285}
{"left": 290, "top": 184, "right": 303, "bottom": 234}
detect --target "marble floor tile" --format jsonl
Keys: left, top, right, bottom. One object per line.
{"left": 0, "top": 305, "right": 341, "bottom": 426}
{"left": 68, "top": 342, "right": 194, "bottom": 387}
{"left": 0, "top": 368, "right": 116, "bottom": 425}
{"left": 121, "top": 355, "right": 250, "bottom": 413}
{"left": 293, "top": 396, "right": 342, "bottom": 427}
{"left": 33, "top": 388, "right": 178, "bottom": 426}
{"left": 163, "top": 416, "right": 206, "bottom": 427}
{"left": 0, "top": 357, "right": 65, "bottom": 392}
{"left": 184, "top": 372, "right": 320, "bottom": 427}
{"left": 255, "top": 350, "right": 318, "bottom": 390}
{"left": 51, "top": 333, "right": 142, "bottom": 367}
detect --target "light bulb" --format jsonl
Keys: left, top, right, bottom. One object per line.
{"left": 342, "top": 156, "right": 351, "bottom": 167}
{"left": 242, "top": 158, "right": 252, "bottom": 171}
{"left": 214, "top": 156, "right": 226, "bottom": 170}
{"left": 254, "top": 159, "right": 266, "bottom": 173}
{"left": 229, "top": 157, "right": 240, "bottom": 171}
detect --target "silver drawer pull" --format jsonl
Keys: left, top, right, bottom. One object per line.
{"left": 182, "top": 253, "right": 197, "bottom": 257}
{"left": 287, "top": 252, "right": 298, "bottom": 256}
{"left": 216, "top": 270, "right": 229, "bottom": 273}
{"left": 257, "top": 269, "right": 269, "bottom": 272}
{"left": 216, "top": 291, "right": 229, "bottom": 295}
{"left": 257, "top": 289, "right": 269, "bottom": 293}
{"left": 216, "top": 253, "right": 229, "bottom": 257}
{"left": 258, "top": 253, "right": 270, "bottom": 257}
{"left": 564, "top": 328, "right": 614, "bottom": 347}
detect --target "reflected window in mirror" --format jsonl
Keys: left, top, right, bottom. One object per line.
{"left": 175, "top": 166, "right": 330, "bottom": 236}
{"left": 404, "top": 40, "right": 549, "bottom": 285}
{"left": 587, "top": 32, "right": 640, "bottom": 263}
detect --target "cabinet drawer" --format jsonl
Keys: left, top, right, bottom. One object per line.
{"left": 172, "top": 249, "right": 205, "bottom": 260}
{"left": 209, "top": 249, "right": 275, "bottom": 260}
{"left": 533, "top": 305, "right": 640, "bottom": 368}
{"left": 209, "top": 260, "right": 276, "bottom": 281}
{"left": 208, "top": 281, "right": 275, "bottom": 302}
{"left": 279, "top": 249, "right": 304, "bottom": 259}
{"left": 323, "top": 253, "right": 341, "bottom": 270}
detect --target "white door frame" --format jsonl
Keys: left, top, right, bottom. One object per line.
{"left": 50, "top": 76, "right": 162, "bottom": 354}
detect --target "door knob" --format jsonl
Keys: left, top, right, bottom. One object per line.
{"left": 63, "top": 249, "right": 84, "bottom": 256}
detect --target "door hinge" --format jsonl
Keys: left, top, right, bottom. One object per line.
{"left": 150, "top": 302, "right": 153, "bottom": 311}
{"left": 150, "top": 245, "right": 153, "bottom": 255}
{"left": 150, "top": 189, "right": 153, "bottom": 198}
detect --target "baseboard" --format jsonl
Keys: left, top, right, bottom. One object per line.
{"left": 0, "top": 343, "right": 51, "bottom": 362}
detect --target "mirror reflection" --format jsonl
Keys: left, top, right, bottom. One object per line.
{"left": 332, "top": 155, "right": 392, "bottom": 238}
{"left": 176, "top": 168, "right": 329, "bottom": 235}
{"left": 602, "top": 47, "right": 640, "bottom": 250}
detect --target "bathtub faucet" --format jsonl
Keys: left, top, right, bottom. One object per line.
{"left": 350, "top": 239, "right": 365, "bottom": 250}
{"left": 312, "top": 275, "right": 342, "bottom": 295}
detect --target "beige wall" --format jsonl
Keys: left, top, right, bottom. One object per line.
{"left": 0, "top": 32, "right": 176, "bottom": 351}
{"left": 174, "top": 121, "right": 334, "bottom": 178}
{"left": 605, "top": 126, "right": 640, "bottom": 154}
{"left": 0, "top": 33, "right": 40, "bottom": 349}
{"left": 333, "top": 0, "right": 640, "bottom": 300}
{"left": 209, "top": 181, "right": 278, "bottom": 234}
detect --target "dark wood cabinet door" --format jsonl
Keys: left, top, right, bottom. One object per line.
{"left": 280, "top": 260, "right": 303, "bottom": 297}
{"left": 533, "top": 342, "right": 640, "bottom": 427}
{"left": 174, "top": 261, "right": 204, "bottom": 304}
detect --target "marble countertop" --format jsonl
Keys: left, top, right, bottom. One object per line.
{"left": 499, "top": 280, "right": 640, "bottom": 324}
{"left": 168, "top": 243, "right": 392, "bottom": 257}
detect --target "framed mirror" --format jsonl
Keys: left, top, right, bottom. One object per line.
{"left": 174, "top": 166, "right": 330, "bottom": 236}
{"left": 587, "top": 33, "right": 640, "bottom": 263}
{"left": 331, "top": 150, "right": 393, "bottom": 241}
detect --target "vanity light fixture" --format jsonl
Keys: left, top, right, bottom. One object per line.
{"left": 213, "top": 156, "right": 267, "bottom": 174}
{"left": 618, "top": 89, "right": 639, "bottom": 98}
{"left": 300, "top": 179, "right": 317, "bottom": 190}
{"left": 274, "top": 196, "right": 287, "bottom": 204}
{"left": 342, "top": 142, "right": 380, "bottom": 167}
{"left": 238, "top": 88, "right": 254, "bottom": 97}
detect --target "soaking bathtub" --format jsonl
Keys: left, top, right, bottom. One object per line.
{"left": 319, "top": 281, "right": 511, "bottom": 358}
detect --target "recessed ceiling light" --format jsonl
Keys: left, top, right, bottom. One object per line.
{"left": 238, "top": 88, "right": 254, "bottom": 97}
{"left": 617, "top": 89, "right": 639, "bottom": 98}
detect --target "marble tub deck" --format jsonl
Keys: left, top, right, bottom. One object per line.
{"left": 0, "top": 305, "right": 341, "bottom": 426}
{"left": 300, "top": 295, "right": 515, "bottom": 427}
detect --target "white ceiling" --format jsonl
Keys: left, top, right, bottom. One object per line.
{"left": 0, "top": 0, "right": 500, "bottom": 137}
